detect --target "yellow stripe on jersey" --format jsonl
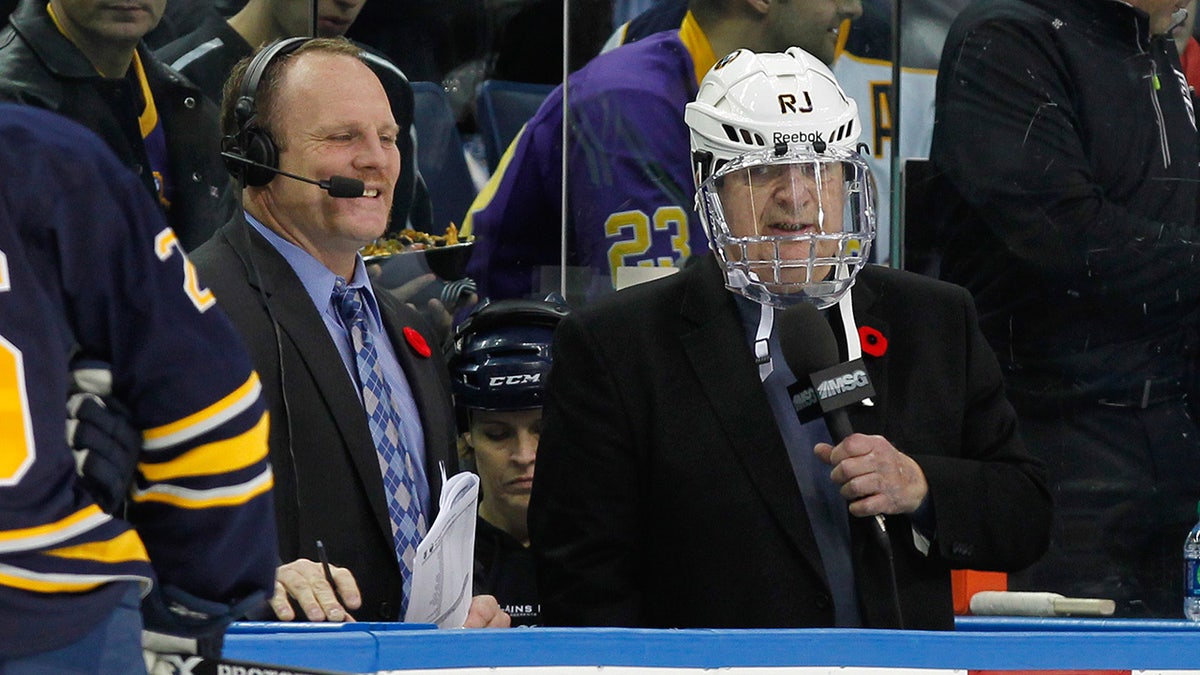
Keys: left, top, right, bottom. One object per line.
{"left": 143, "top": 373, "right": 262, "bottom": 451}
{"left": 140, "top": 411, "right": 269, "bottom": 482}
{"left": 42, "top": 529, "right": 149, "bottom": 564}
{"left": 131, "top": 466, "right": 274, "bottom": 509}
{"left": 130, "top": 51, "right": 159, "bottom": 138}
{"left": 836, "top": 18, "right": 851, "bottom": 58}
{"left": 0, "top": 505, "right": 110, "bottom": 554}
{"left": 678, "top": 11, "right": 716, "bottom": 88}
{"left": 0, "top": 562, "right": 151, "bottom": 594}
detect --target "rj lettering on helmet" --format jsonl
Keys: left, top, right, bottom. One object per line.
{"left": 778, "top": 92, "right": 814, "bottom": 114}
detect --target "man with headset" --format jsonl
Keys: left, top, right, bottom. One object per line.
{"left": 191, "top": 36, "right": 508, "bottom": 627}
{"left": 155, "top": 0, "right": 436, "bottom": 235}
{"left": 528, "top": 47, "right": 1051, "bottom": 628}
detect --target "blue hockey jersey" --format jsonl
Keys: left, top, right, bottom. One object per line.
{"left": 0, "top": 105, "right": 276, "bottom": 658}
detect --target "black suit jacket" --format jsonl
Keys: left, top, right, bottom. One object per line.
{"left": 529, "top": 256, "right": 1051, "bottom": 629}
{"left": 192, "top": 216, "right": 459, "bottom": 621}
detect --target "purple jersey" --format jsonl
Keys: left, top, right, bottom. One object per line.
{"left": 465, "top": 26, "right": 715, "bottom": 302}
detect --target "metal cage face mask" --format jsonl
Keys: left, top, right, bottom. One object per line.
{"left": 695, "top": 144, "right": 877, "bottom": 309}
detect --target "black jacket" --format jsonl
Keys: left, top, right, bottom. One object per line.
{"left": 0, "top": 0, "right": 234, "bottom": 251}
{"left": 473, "top": 516, "right": 540, "bottom": 626}
{"left": 191, "top": 215, "right": 460, "bottom": 621}
{"left": 529, "top": 257, "right": 1051, "bottom": 629}
{"left": 929, "top": 0, "right": 1200, "bottom": 406}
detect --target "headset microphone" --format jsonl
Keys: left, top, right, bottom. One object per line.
{"left": 220, "top": 151, "right": 366, "bottom": 198}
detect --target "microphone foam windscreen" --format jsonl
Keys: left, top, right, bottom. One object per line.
{"left": 776, "top": 303, "right": 840, "bottom": 376}
{"left": 326, "top": 175, "right": 366, "bottom": 198}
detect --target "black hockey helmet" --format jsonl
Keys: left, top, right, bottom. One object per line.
{"left": 448, "top": 296, "right": 570, "bottom": 429}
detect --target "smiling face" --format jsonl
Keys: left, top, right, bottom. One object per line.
{"left": 762, "top": 0, "right": 863, "bottom": 65}
{"left": 464, "top": 408, "right": 541, "bottom": 544}
{"left": 252, "top": 50, "right": 400, "bottom": 276}
{"left": 716, "top": 159, "right": 847, "bottom": 287}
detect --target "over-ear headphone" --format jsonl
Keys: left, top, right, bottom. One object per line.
{"left": 222, "top": 36, "right": 311, "bottom": 186}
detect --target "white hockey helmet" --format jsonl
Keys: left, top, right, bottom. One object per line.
{"left": 685, "top": 47, "right": 877, "bottom": 309}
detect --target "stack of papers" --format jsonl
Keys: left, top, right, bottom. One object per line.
{"left": 404, "top": 470, "right": 480, "bottom": 628}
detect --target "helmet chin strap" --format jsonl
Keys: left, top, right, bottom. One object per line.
{"left": 755, "top": 302, "right": 775, "bottom": 382}
{"left": 833, "top": 264, "right": 874, "bottom": 406}
{"left": 728, "top": 269, "right": 777, "bottom": 382}
{"left": 753, "top": 262, "right": 874, "bottom": 407}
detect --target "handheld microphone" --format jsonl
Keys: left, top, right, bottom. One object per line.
{"left": 777, "top": 302, "right": 903, "bottom": 627}
{"left": 220, "top": 151, "right": 366, "bottom": 198}
{"left": 777, "top": 303, "right": 873, "bottom": 444}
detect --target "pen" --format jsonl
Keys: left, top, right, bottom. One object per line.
{"left": 315, "top": 539, "right": 339, "bottom": 597}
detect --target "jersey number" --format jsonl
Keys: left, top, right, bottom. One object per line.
{"left": 604, "top": 206, "right": 691, "bottom": 275}
{"left": 0, "top": 335, "right": 35, "bottom": 485}
{"left": 154, "top": 229, "right": 216, "bottom": 312}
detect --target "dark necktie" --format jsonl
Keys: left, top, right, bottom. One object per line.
{"left": 332, "top": 281, "right": 427, "bottom": 615}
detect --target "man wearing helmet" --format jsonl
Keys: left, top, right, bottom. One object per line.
{"left": 463, "top": 0, "right": 864, "bottom": 303}
{"left": 448, "top": 297, "right": 571, "bottom": 626}
{"left": 527, "top": 48, "right": 1051, "bottom": 629}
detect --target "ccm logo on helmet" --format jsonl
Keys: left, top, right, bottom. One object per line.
{"left": 778, "top": 92, "right": 814, "bottom": 114}
{"left": 489, "top": 374, "right": 542, "bottom": 387}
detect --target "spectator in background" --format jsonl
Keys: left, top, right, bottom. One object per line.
{"left": 0, "top": 0, "right": 215, "bottom": 47}
{"left": 930, "top": 0, "right": 1200, "bottom": 617}
{"left": 0, "top": 104, "right": 276, "bottom": 671}
{"left": 1173, "top": 0, "right": 1199, "bottom": 91}
{"left": 528, "top": 47, "right": 1050, "bottom": 629}
{"left": 489, "top": 0, "right": 613, "bottom": 85}
{"left": 155, "top": 0, "right": 434, "bottom": 235}
{"left": 462, "top": 0, "right": 863, "bottom": 303}
{"left": 0, "top": 0, "right": 235, "bottom": 251}
{"left": 448, "top": 297, "right": 571, "bottom": 626}
{"left": 191, "top": 37, "right": 508, "bottom": 627}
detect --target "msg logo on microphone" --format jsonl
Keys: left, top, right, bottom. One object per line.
{"left": 807, "top": 358, "right": 876, "bottom": 410}
{"left": 816, "top": 370, "right": 870, "bottom": 399}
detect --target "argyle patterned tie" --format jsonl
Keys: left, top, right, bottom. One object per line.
{"left": 332, "top": 281, "right": 427, "bottom": 615}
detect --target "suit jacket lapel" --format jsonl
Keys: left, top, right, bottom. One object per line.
{"left": 677, "top": 258, "right": 828, "bottom": 584}
{"left": 842, "top": 275, "right": 900, "bottom": 627}
{"left": 845, "top": 276, "right": 890, "bottom": 437}
{"left": 234, "top": 225, "right": 396, "bottom": 546}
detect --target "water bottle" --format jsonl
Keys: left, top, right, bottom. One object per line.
{"left": 1186, "top": 500, "right": 1200, "bottom": 621}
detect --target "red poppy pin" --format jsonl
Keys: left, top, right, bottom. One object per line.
{"left": 403, "top": 327, "right": 432, "bottom": 358}
{"left": 858, "top": 325, "right": 888, "bottom": 357}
